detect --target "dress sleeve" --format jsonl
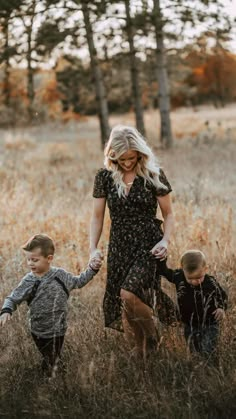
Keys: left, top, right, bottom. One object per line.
{"left": 156, "top": 169, "right": 172, "bottom": 197}
{"left": 93, "top": 169, "right": 107, "bottom": 198}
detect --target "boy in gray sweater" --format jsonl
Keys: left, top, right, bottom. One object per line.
{"left": 0, "top": 234, "right": 101, "bottom": 376}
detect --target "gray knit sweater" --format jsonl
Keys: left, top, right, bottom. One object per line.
{"left": 1, "top": 266, "right": 97, "bottom": 338}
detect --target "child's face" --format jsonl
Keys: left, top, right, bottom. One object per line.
{"left": 24, "top": 247, "right": 53, "bottom": 276}
{"left": 183, "top": 266, "right": 207, "bottom": 286}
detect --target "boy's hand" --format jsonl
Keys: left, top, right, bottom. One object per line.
{"left": 0, "top": 313, "right": 11, "bottom": 327}
{"left": 213, "top": 308, "right": 225, "bottom": 321}
{"left": 89, "top": 256, "right": 102, "bottom": 271}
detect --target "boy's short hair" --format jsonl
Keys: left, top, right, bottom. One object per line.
{"left": 22, "top": 234, "right": 55, "bottom": 257}
{"left": 180, "top": 250, "right": 206, "bottom": 273}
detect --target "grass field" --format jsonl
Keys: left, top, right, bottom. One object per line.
{"left": 0, "top": 104, "right": 236, "bottom": 418}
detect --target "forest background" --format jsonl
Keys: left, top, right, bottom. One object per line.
{"left": 1, "top": 0, "right": 236, "bottom": 145}
{"left": 0, "top": 1, "right": 236, "bottom": 418}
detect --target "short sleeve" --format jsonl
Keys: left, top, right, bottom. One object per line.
{"left": 156, "top": 169, "right": 172, "bottom": 197}
{"left": 93, "top": 169, "right": 108, "bottom": 198}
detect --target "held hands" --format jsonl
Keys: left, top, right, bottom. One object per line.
{"left": 89, "top": 249, "right": 103, "bottom": 271}
{"left": 151, "top": 238, "right": 168, "bottom": 259}
{"left": 0, "top": 313, "right": 11, "bottom": 327}
{"left": 213, "top": 308, "right": 225, "bottom": 322}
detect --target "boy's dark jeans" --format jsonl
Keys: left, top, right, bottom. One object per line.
{"left": 31, "top": 333, "right": 65, "bottom": 373}
{"left": 184, "top": 323, "right": 219, "bottom": 359}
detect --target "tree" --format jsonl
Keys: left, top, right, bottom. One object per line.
{"left": 183, "top": 0, "right": 234, "bottom": 107}
{"left": 186, "top": 40, "right": 236, "bottom": 106}
{"left": 22, "top": 0, "right": 37, "bottom": 120}
{"left": 101, "top": 0, "right": 147, "bottom": 134}
{"left": 45, "top": 0, "right": 110, "bottom": 145}
{"left": 152, "top": 0, "right": 173, "bottom": 148}
{"left": 0, "top": 0, "right": 23, "bottom": 106}
{"left": 124, "top": 0, "right": 146, "bottom": 135}
{"left": 35, "top": 20, "right": 71, "bottom": 57}
{"left": 8, "top": 0, "right": 45, "bottom": 121}
{"left": 80, "top": 0, "right": 110, "bottom": 145}
{"left": 55, "top": 55, "right": 92, "bottom": 114}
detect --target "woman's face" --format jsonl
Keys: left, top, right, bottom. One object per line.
{"left": 117, "top": 150, "right": 139, "bottom": 172}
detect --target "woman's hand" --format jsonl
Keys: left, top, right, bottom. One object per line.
{"left": 151, "top": 238, "right": 168, "bottom": 259}
{"left": 89, "top": 257, "right": 102, "bottom": 271}
{"left": 90, "top": 249, "right": 103, "bottom": 261}
{"left": 89, "top": 249, "right": 103, "bottom": 271}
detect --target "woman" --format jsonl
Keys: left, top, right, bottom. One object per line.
{"left": 90, "top": 125, "right": 175, "bottom": 359}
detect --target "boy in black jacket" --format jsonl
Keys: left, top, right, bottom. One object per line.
{"left": 159, "top": 250, "right": 227, "bottom": 359}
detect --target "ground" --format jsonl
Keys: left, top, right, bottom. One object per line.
{"left": 0, "top": 104, "right": 235, "bottom": 418}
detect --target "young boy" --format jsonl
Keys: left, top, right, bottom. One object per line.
{"left": 159, "top": 250, "right": 227, "bottom": 359}
{"left": 0, "top": 234, "right": 101, "bottom": 376}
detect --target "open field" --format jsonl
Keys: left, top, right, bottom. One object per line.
{"left": 0, "top": 105, "right": 236, "bottom": 418}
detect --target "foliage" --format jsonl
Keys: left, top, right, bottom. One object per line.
{"left": 0, "top": 0, "right": 23, "bottom": 18}
{"left": 185, "top": 41, "right": 236, "bottom": 106}
{"left": 35, "top": 21, "right": 71, "bottom": 56}
{"left": 0, "top": 0, "right": 235, "bottom": 126}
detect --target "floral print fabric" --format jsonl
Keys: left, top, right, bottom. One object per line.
{"left": 93, "top": 168, "right": 174, "bottom": 330}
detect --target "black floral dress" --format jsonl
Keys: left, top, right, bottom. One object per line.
{"left": 93, "top": 168, "right": 177, "bottom": 331}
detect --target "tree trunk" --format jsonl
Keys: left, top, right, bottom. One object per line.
{"left": 26, "top": 26, "right": 35, "bottom": 121}
{"left": 3, "top": 18, "right": 11, "bottom": 107}
{"left": 214, "top": 61, "right": 225, "bottom": 107}
{"left": 22, "top": 0, "right": 36, "bottom": 122}
{"left": 81, "top": 1, "right": 110, "bottom": 147}
{"left": 214, "top": 37, "right": 225, "bottom": 108}
{"left": 124, "top": 0, "right": 146, "bottom": 136}
{"left": 153, "top": 0, "right": 173, "bottom": 148}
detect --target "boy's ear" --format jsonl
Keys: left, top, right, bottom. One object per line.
{"left": 48, "top": 255, "right": 54, "bottom": 262}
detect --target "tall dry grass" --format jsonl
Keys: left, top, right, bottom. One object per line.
{"left": 0, "top": 105, "right": 236, "bottom": 418}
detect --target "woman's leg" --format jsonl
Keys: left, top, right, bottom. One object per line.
{"left": 120, "top": 289, "right": 158, "bottom": 359}
{"left": 122, "top": 309, "right": 144, "bottom": 356}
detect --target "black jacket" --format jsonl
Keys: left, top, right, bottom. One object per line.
{"left": 158, "top": 262, "right": 227, "bottom": 328}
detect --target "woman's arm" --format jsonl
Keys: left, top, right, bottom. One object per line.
{"left": 158, "top": 193, "right": 174, "bottom": 244}
{"left": 90, "top": 197, "right": 106, "bottom": 258}
{"left": 151, "top": 193, "right": 174, "bottom": 259}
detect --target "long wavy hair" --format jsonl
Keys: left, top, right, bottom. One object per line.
{"left": 104, "top": 125, "right": 168, "bottom": 197}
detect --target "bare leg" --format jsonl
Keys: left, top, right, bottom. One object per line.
{"left": 122, "top": 309, "right": 144, "bottom": 357}
{"left": 120, "top": 289, "right": 158, "bottom": 360}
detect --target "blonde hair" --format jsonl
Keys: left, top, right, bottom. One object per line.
{"left": 180, "top": 250, "right": 206, "bottom": 273}
{"left": 104, "top": 125, "right": 167, "bottom": 197}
